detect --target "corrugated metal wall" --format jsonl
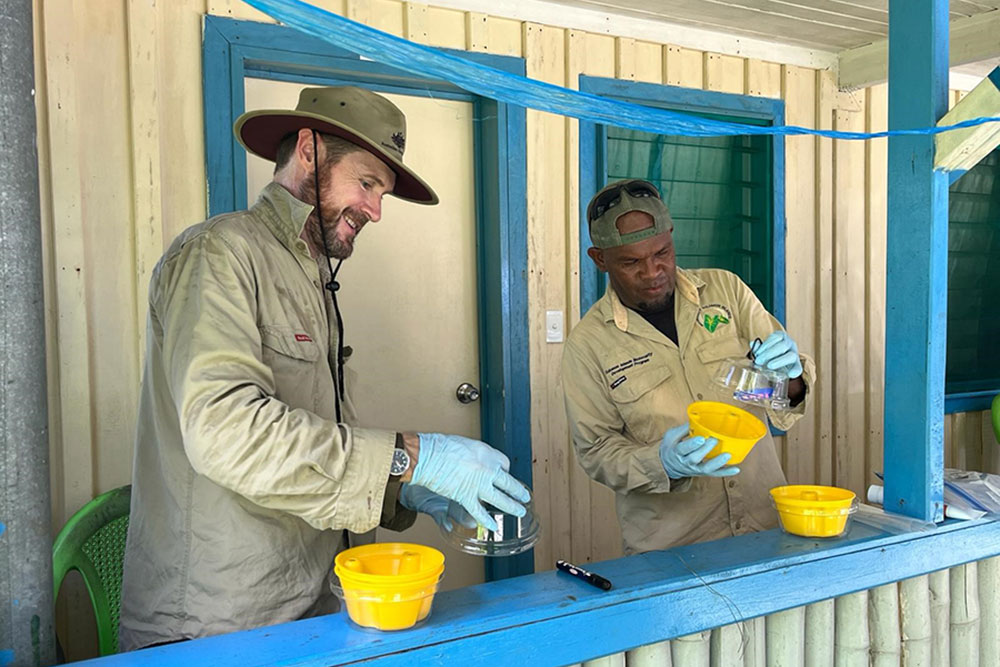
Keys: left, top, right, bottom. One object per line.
{"left": 31, "top": 0, "right": 998, "bottom": 655}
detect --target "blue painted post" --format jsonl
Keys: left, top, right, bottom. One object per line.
{"left": 884, "top": 0, "right": 948, "bottom": 522}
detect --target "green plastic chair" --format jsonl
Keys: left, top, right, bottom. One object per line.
{"left": 52, "top": 485, "right": 131, "bottom": 657}
{"left": 993, "top": 394, "right": 1000, "bottom": 444}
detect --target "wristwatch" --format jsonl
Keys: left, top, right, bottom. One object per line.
{"left": 390, "top": 435, "right": 411, "bottom": 476}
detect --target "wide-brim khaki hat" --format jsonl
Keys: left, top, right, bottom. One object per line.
{"left": 234, "top": 86, "right": 438, "bottom": 205}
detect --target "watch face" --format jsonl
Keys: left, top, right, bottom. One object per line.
{"left": 390, "top": 448, "right": 410, "bottom": 476}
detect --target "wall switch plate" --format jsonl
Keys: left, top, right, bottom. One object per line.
{"left": 546, "top": 310, "right": 564, "bottom": 343}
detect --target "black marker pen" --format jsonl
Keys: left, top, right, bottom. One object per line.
{"left": 556, "top": 559, "right": 612, "bottom": 591}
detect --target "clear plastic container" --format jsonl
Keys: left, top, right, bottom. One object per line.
{"left": 440, "top": 495, "right": 541, "bottom": 557}
{"left": 330, "top": 572, "right": 441, "bottom": 631}
{"left": 714, "top": 357, "right": 791, "bottom": 411}
{"left": 853, "top": 501, "right": 936, "bottom": 534}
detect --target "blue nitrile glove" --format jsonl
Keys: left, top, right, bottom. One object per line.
{"left": 752, "top": 331, "right": 803, "bottom": 379}
{"left": 399, "top": 483, "right": 477, "bottom": 532}
{"left": 659, "top": 423, "right": 740, "bottom": 479}
{"left": 411, "top": 433, "right": 531, "bottom": 532}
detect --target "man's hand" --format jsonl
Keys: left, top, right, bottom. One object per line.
{"left": 409, "top": 433, "right": 531, "bottom": 532}
{"left": 753, "top": 331, "right": 803, "bottom": 379}
{"left": 659, "top": 423, "right": 740, "bottom": 480}
{"left": 399, "top": 484, "right": 477, "bottom": 531}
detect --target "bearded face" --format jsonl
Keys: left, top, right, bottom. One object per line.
{"left": 294, "top": 147, "right": 396, "bottom": 259}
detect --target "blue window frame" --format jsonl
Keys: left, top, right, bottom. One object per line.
{"left": 578, "top": 77, "right": 785, "bottom": 325}
{"left": 203, "top": 16, "right": 531, "bottom": 579}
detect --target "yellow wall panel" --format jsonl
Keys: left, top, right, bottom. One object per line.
{"left": 412, "top": 4, "right": 467, "bottom": 49}
{"left": 403, "top": 2, "right": 430, "bottom": 42}
{"left": 564, "top": 29, "right": 606, "bottom": 566}
{"left": 782, "top": 64, "right": 818, "bottom": 484}
{"left": 465, "top": 13, "right": 521, "bottom": 56}
{"left": 866, "top": 83, "right": 888, "bottom": 491}
{"left": 563, "top": 29, "right": 590, "bottom": 566}
{"left": 705, "top": 53, "right": 743, "bottom": 94}
{"left": 78, "top": 1, "right": 142, "bottom": 498}
{"left": 615, "top": 37, "right": 637, "bottom": 81}
{"left": 39, "top": 0, "right": 95, "bottom": 529}
{"left": 346, "top": 0, "right": 403, "bottom": 34}
{"left": 833, "top": 95, "right": 868, "bottom": 498}
{"left": 159, "top": 1, "right": 211, "bottom": 243}
{"left": 633, "top": 40, "right": 663, "bottom": 84}
{"left": 815, "top": 69, "right": 838, "bottom": 487}
{"left": 746, "top": 59, "right": 781, "bottom": 99}
{"left": 664, "top": 45, "right": 703, "bottom": 88}
{"left": 524, "top": 20, "right": 570, "bottom": 572}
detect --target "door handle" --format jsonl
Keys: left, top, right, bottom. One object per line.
{"left": 456, "top": 382, "right": 481, "bottom": 404}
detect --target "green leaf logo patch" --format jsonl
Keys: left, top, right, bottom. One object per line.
{"left": 703, "top": 314, "right": 730, "bottom": 333}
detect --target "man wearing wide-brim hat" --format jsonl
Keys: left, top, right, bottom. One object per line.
{"left": 120, "top": 86, "right": 529, "bottom": 650}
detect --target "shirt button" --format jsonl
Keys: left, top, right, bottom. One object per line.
{"left": 313, "top": 280, "right": 321, "bottom": 288}
{"left": 735, "top": 520, "right": 743, "bottom": 530}
{"left": 697, "top": 393, "right": 704, "bottom": 400}
{"left": 728, "top": 480, "right": 736, "bottom": 488}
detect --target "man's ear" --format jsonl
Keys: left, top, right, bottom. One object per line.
{"left": 587, "top": 246, "right": 607, "bottom": 272}
{"left": 295, "top": 128, "right": 318, "bottom": 168}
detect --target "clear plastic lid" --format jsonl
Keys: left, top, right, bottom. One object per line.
{"left": 714, "top": 357, "right": 790, "bottom": 410}
{"left": 713, "top": 337, "right": 793, "bottom": 410}
{"left": 440, "top": 493, "right": 541, "bottom": 557}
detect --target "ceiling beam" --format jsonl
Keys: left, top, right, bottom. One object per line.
{"left": 427, "top": 0, "right": 838, "bottom": 71}
{"left": 839, "top": 9, "right": 1000, "bottom": 90}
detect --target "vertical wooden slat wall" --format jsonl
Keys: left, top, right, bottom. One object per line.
{"left": 33, "top": 1, "right": 998, "bottom": 642}
{"left": 599, "top": 556, "right": 1000, "bottom": 665}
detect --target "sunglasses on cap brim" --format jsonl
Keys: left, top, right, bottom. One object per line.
{"left": 587, "top": 180, "right": 661, "bottom": 222}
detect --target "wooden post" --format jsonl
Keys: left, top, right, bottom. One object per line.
{"left": 710, "top": 624, "right": 745, "bottom": 666}
{"left": 869, "top": 583, "right": 901, "bottom": 666}
{"left": 804, "top": 600, "right": 835, "bottom": 667}
{"left": 581, "top": 652, "right": 624, "bottom": 667}
{"left": 672, "top": 630, "right": 711, "bottom": 666}
{"left": 627, "top": 640, "right": 671, "bottom": 667}
{"left": 745, "top": 616, "right": 767, "bottom": 667}
{"left": 883, "top": 0, "right": 948, "bottom": 522}
{"left": 950, "top": 563, "right": 981, "bottom": 666}
{"left": 929, "top": 569, "right": 951, "bottom": 665}
{"left": 979, "top": 557, "right": 1000, "bottom": 665}
{"left": 899, "top": 575, "right": 933, "bottom": 666}
{"left": 766, "top": 608, "right": 805, "bottom": 666}
{"left": 834, "top": 591, "right": 870, "bottom": 667}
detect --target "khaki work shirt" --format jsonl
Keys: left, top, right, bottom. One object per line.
{"left": 562, "top": 268, "right": 816, "bottom": 554}
{"left": 120, "top": 183, "right": 414, "bottom": 650}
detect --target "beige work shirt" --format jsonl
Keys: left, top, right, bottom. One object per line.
{"left": 120, "top": 183, "right": 413, "bottom": 650}
{"left": 562, "top": 267, "right": 816, "bottom": 554}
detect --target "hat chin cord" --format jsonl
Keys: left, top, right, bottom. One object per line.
{"left": 312, "top": 130, "right": 346, "bottom": 423}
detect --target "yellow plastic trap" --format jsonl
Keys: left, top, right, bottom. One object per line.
{"left": 333, "top": 542, "right": 445, "bottom": 631}
{"left": 770, "top": 485, "right": 857, "bottom": 537}
{"left": 687, "top": 400, "right": 767, "bottom": 465}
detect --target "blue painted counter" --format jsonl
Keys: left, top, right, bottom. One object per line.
{"left": 79, "top": 518, "right": 1000, "bottom": 666}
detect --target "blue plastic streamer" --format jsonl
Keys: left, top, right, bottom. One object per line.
{"left": 244, "top": 0, "right": 1000, "bottom": 143}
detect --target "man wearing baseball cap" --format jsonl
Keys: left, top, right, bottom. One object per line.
{"left": 120, "top": 86, "right": 529, "bottom": 649}
{"left": 561, "top": 179, "right": 815, "bottom": 554}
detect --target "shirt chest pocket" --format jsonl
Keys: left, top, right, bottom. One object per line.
{"left": 608, "top": 364, "right": 676, "bottom": 445}
{"left": 260, "top": 325, "right": 322, "bottom": 402}
{"left": 696, "top": 335, "right": 747, "bottom": 375}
